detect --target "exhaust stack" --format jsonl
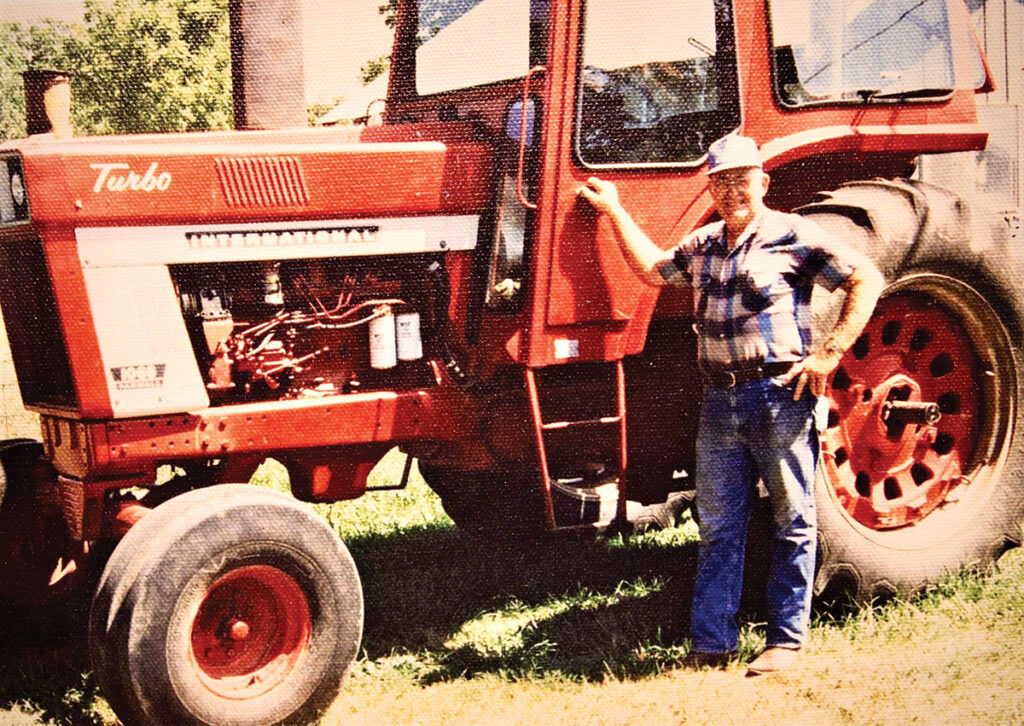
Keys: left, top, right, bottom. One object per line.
{"left": 23, "top": 70, "right": 72, "bottom": 139}
{"left": 229, "top": 0, "right": 307, "bottom": 130}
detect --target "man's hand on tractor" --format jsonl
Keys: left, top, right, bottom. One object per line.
{"left": 577, "top": 176, "right": 621, "bottom": 215}
{"left": 576, "top": 176, "right": 676, "bottom": 287}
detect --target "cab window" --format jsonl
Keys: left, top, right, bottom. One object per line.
{"left": 416, "top": 0, "right": 549, "bottom": 96}
{"left": 768, "top": 0, "right": 988, "bottom": 106}
{"left": 575, "top": 0, "right": 740, "bottom": 167}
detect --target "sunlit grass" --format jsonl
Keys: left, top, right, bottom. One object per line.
{"left": 250, "top": 450, "right": 451, "bottom": 538}
{"left": 4, "top": 448, "right": 1024, "bottom": 723}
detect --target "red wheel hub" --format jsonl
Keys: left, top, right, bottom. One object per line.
{"left": 190, "top": 565, "right": 311, "bottom": 699}
{"left": 821, "top": 293, "right": 980, "bottom": 530}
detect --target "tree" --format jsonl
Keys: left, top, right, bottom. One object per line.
{"left": 357, "top": 0, "right": 406, "bottom": 88}
{"left": 0, "top": 0, "right": 232, "bottom": 141}
{"left": 360, "top": 54, "right": 390, "bottom": 85}
{"left": 365, "top": 0, "right": 471, "bottom": 86}
{"left": 64, "top": 0, "right": 232, "bottom": 134}
{"left": 307, "top": 97, "right": 343, "bottom": 126}
{"left": 378, "top": 0, "right": 400, "bottom": 28}
{"left": 0, "top": 21, "right": 74, "bottom": 141}
{"left": 0, "top": 23, "right": 32, "bottom": 141}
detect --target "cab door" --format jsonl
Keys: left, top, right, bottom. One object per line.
{"left": 521, "top": 0, "right": 743, "bottom": 367}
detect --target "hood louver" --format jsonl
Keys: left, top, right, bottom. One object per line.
{"left": 215, "top": 156, "right": 309, "bottom": 208}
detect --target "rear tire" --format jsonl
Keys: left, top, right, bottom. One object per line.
{"left": 89, "top": 484, "right": 362, "bottom": 726}
{"left": 799, "top": 179, "right": 1024, "bottom": 601}
{"left": 417, "top": 464, "right": 548, "bottom": 539}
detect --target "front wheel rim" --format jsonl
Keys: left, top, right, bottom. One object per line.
{"left": 190, "top": 564, "right": 312, "bottom": 700}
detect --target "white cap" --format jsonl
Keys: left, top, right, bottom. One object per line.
{"left": 707, "top": 133, "right": 762, "bottom": 175}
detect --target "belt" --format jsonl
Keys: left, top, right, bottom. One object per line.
{"left": 701, "top": 361, "right": 794, "bottom": 389}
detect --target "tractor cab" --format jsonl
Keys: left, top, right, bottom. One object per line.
{"left": 383, "top": 0, "right": 989, "bottom": 372}
{"left": 380, "top": 0, "right": 992, "bottom": 518}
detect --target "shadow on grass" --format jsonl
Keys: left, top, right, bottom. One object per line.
{"left": 0, "top": 518, "right": 814, "bottom": 720}
{"left": 0, "top": 599, "right": 104, "bottom": 725}
{"left": 348, "top": 522, "right": 774, "bottom": 684}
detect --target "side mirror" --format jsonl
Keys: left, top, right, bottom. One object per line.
{"left": 505, "top": 97, "right": 537, "bottom": 147}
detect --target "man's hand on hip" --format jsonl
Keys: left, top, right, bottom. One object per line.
{"left": 780, "top": 264, "right": 884, "bottom": 401}
{"left": 778, "top": 349, "right": 842, "bottom": 401}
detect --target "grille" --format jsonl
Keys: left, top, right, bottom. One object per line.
{"left": 0, "top": 238, "right": 76, "bottom": 410}
{"left": 215, "top": 156, "right": 309, "bottom": 208}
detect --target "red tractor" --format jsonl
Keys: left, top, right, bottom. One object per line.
{"left": 0, "top": 0, "right": 1021, "bottom": 723}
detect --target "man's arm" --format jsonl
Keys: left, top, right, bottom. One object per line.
{"left": 577, "top": 177, "right": 676, "bottom": 286}
{"left": 780, "top": 262, "right": 886, "bottom": 401}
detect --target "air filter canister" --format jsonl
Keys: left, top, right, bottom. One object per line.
{"left": 396, "top": 312, "right": 423, "bottom": 361}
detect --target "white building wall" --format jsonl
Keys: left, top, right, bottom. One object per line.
{"left": 918, "top": 1, "right": 1022, "bottom": 227}
{"left": 972, "top": 0, "right": 1023, "bottom": 107}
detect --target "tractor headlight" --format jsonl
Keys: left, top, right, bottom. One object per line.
{"left": 0, "top": 154, "right": 29, "bottom": 225}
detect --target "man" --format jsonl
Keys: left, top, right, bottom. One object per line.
{"left": 578, "top": 133, "right": 884, "bottom": 675}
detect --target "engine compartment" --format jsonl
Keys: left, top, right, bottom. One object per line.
{"left": 172, "top": 254, "right": 444, "bottom": 403}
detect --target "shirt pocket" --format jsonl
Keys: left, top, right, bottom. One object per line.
{"left": 739, "top": 268, "right": 780, "bottom": 313}
{"left": 741, "top": 256, "right": 791, "bottom": 313}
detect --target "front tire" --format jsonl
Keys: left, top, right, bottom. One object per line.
{"left": 89, "top": 484, "right": 363, "bottom": 726}
{"left": 799, "top": 179, "right": 1024, "bottom": 601}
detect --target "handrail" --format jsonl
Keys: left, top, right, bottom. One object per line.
{"left": 515, "top": 65, "right": 546, "bottom": 210}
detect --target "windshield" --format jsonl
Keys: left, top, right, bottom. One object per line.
{"left": 575, "top": 0, "right": 740, "bottom": 167}
{"left": 769, "top": 0, "right": 988, "bottom": 106}
{"left": 416, "top": 0, "right": 549, "bottom": 96}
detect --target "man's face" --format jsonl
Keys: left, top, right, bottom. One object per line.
{"left": 708, "top": 166, "right": 770, "bottom": 231}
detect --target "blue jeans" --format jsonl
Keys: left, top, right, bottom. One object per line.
{"left": 690, "top": 377, "right": 820, "bottom": 654}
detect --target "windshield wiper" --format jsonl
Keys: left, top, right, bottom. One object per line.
{"left": 688, "top": 37, "right": 714, "bottom": 57}
{"left": 857, "top": 88, "right": 954, "bottom": 102}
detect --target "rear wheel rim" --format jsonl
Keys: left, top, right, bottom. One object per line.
{"left": 821, "top": 276, "right": 1015, "bottom": 532}
{"left": 190, "top": 564, "right": 311, "bottom": 699}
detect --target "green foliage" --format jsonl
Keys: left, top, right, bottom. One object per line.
{"left": 363, "top": 0, "right": 400, "bottom": 94}
{"left": 1, "top": 454, "right": 1024, "bottom": 722}
{"left": 307, "top": 97, "right": 344, "bottom": 126}
{"left": 0, "top": 23, "right": 29, "bottom": 142}
{"left": 68, "top": 0, "right": 233, "bottom": 134}
{"left": 378, "top": 0, "right": 401, "bottom": 28}
{"left": 1, "top": 449, "right": 1022, "bottom": 722}
{"left": 360, "top": 54, "right": 391, "bottom": 85}
{"left": 0, "top": 0, "right": 232, "bottom": 141}
{"left": 0, "top": 21, "right": 74, "bottom": 141}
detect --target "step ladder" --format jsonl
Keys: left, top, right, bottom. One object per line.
{"left": 524, "top": 359, "right": 628, "bottom": 532}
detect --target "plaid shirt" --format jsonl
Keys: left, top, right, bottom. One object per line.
{"left": 658, "top": 209, "right": 858, "bottom": 368}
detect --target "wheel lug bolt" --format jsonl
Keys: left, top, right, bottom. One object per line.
{"left": 228, "top": 619, "right": 250, "bottom": 641}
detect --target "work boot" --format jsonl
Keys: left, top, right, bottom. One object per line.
{"left": 745, "top": 646, "right": 800, "bottom": 676}
{"left": 630, "top": 489, "right": 695, "bottom": 532}
{"left": 681, "top": 650, "right": 736, "bottom": 670}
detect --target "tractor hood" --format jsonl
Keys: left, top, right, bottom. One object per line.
{"left": 4, "top": 122, "right": 495, "bottom": 228}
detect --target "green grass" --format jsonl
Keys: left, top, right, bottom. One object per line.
{"left": 3, "top": 449, "right": 1024, "bottom": 724}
